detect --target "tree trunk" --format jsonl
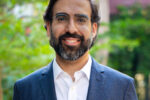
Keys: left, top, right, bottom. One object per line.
{"left": 0, "top": 67, "right": 3, "bottom": 100}
{"left": 145, "top": 75, "right": 149, "bottom": 100}
{"left": 131, "top": 49, "right": 138, "bottom": 77}
{"left": 148, "top": 74, "right": 150, "bottom": 100}
{"left": 95, "top": 0, "right": 110, "bottom": 65}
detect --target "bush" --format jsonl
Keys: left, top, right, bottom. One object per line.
{"left": 0, "top": 3, "right": 55, "bottom": 100}
{"left": 107, "top": 4, "right": 150, "bottom": 77}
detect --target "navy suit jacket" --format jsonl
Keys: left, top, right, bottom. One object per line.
{"left": 13, "top": 58, "right": 138, "bottom": 100}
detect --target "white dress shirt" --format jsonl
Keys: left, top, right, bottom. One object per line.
{"left": 53, "top": 56, "right": 92, "bottom": 100}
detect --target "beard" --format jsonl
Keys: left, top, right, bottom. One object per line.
{"left": 49, "top": 28, "right": 95, "bottom": 61}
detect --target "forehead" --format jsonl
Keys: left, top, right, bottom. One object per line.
{"left": 53, "top": 0, "right": 91, "bottom": 17}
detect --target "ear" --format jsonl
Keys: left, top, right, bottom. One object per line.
{"left": 92, "top": 23, "right": 98, "bottom": 38}
{"left": 46, "top": 22, "right": 51, "bottom": 37}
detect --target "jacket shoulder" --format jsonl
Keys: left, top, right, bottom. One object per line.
{"left": 104, "top": 64, "right": 133, "bottom": 80}
{"left": 15, "top": 63, "right": 52, "bottom": 86}
{"left": 92, "top": 58, "right": 134, "bottom": 81}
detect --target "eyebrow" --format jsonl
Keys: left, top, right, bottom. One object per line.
{"left": 55, "top": 12, "right": 69, "bottom": 18}
{"left": 75, "top": 14, "right": 89, "bottom": 19}
{"left": 55, "top": 13, "right": 89, "bottom": 20}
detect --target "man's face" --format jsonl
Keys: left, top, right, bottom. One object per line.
{"left": 47, "top": 0, "right": 97, "bottom": 61}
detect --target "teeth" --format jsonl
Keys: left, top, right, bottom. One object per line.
{"left": 66, "top": 40, "right": 76, "bottom": 43}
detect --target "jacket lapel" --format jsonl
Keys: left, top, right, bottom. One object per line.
{"left": 87, "top": 58, "right": 107, "bottom": 100}
{"left": 39, "top": 62, "right": 57, "bottom": 100}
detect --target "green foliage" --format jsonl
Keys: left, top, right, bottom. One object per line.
{"left": 0, "top": 2, "right": 55, "bottom": 100}
{"left": 107, "top": 4, "right": 150, "bottom": 77}
{"left": 0, "top": 0, "right": 48, "bottom": 9}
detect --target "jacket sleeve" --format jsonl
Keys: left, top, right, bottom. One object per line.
{"left": 124, "top": 79, "right": 138, "bottom": 100}
{"left": 13, "top": 82, "right": 20, "bottom": 100}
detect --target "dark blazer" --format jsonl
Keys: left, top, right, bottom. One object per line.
{"left": 13, "top": 58, "right": 138, "bottom": 100}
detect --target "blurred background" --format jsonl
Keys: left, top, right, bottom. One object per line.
{"left": 0, "top": 0, "right": 150, "bottom": 100}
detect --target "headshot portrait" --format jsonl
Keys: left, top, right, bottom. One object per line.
{"left": 11, "top": 0, "right": 139, "bottom": 100}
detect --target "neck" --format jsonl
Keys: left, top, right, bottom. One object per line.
{"left": 56, "top": 51, "right": 89, "bottom": 79}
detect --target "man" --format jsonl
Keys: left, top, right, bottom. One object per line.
{"left": 13, "top": 0, "right": 138, "bottom": 100}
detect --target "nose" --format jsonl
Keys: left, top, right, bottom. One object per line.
{"left": 67, "top": 19, "right": 78, "bottom": 34}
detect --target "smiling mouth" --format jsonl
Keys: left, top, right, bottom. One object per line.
{"left": 62, "top": 37, "right": 81, "bottom": 46}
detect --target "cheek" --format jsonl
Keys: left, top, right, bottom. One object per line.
{"left": 52, "top": 23, "right": 66, "bottom": 38}
{"left": 78, "top": 25, "right": 92, "bottom": 39}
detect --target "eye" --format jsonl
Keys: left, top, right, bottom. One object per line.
{"left": 56, "top": 16, "right": 67, "bottom": 22}
{"left": 77, "top": 18, "right": 87, "bottom": 24}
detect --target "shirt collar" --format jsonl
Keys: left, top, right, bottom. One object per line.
{"left": 53, "top": 56, "right": 92, "bottom": 80}
{"left": 80, "top": 56, "right": 92, "bottom": 80}
{"left": 53, "top": 58, "right": 63, "bottom": 80}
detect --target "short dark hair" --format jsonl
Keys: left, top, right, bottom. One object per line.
{"left": 43, "top": 0, "right": 100, "bottom": 25}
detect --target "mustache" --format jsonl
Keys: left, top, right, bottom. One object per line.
{"left": 59, "top": 32, "right": 84, "bottom": 41}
